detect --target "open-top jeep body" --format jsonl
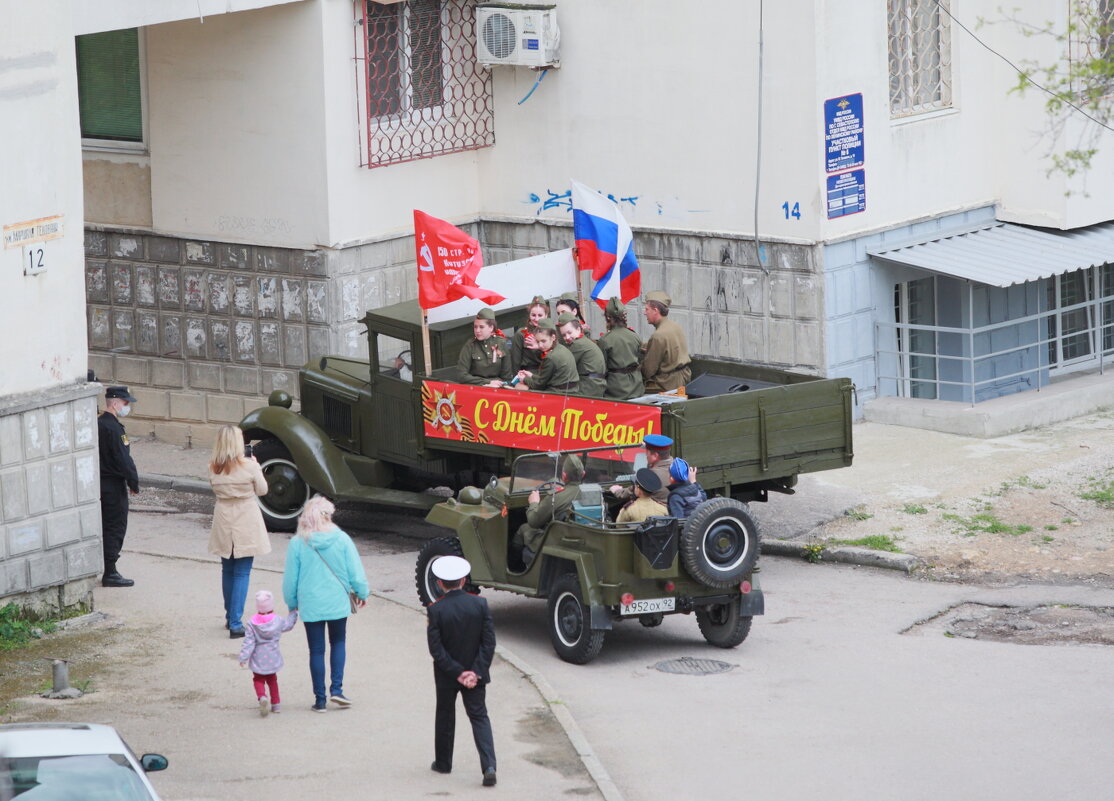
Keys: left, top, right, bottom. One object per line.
{"left": 418, "top": 446, "right": 765, "bottom": 664}
{"left": 239, "top": 298, "right": 854, "bottom": 532}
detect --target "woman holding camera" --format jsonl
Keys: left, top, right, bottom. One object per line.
{"left": 208, "top": 425, "right": 271, "bottom": 638}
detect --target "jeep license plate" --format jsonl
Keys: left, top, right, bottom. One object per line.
{"left": 620, "top": 597, "right": 676, "bottom": 616}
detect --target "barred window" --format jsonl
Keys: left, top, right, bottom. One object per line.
{"left": 361, "top": 0, "right": 494, "bottom": 168}
{"left": 887, "top": 0, "right": 953, "bottom": 117}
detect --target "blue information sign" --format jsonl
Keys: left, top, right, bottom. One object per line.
{"left": 824, "top": 93, "right": 864, "bottom": 174}
{"left": 826, "top": 169, "right": 866, "bottom": 219}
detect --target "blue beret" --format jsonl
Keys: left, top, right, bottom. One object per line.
{"left": 643, "top": 434, "right": 673, "bottom": 450}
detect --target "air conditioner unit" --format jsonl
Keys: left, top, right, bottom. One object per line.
{"left": 476, "top": 4, "right": 560, "bottom": 68}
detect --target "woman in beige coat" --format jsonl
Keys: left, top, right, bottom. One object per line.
{"left": 208, "top": 426, "right": 270, "bottom": 638}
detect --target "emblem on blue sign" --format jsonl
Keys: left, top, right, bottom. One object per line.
{"left": 824, "top": 93, "right": 864, "bottom": 174}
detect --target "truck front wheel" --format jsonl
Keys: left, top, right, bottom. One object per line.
{"left": 252, "top": 439, "right": 312, "bottom": 532}
{"left": 547, "top": 572, "right": 605, "bottom": 665}
{"left": 695, "top": 597, "right": 753, "bottom": 648}
{"left": 415, "top": 538, "right": 465, "bottom": 607}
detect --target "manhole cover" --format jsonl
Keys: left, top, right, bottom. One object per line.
{"left": 651, "top": 656, "right": 735, "bottom": 675}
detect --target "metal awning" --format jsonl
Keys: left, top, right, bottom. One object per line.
{"left": 868, "top": 220, "right": 1114, "bottom": 287}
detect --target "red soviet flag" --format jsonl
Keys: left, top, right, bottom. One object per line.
{"left": 414, "top": 210, "right": 505, "bottom": 310}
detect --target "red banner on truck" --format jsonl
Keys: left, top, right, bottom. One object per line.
{"left": 421, "top": 381, "right": 662, "bottom": 456}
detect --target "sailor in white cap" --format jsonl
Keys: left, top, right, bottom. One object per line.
{"left": 426, "top": 555, "right": 498, "bottom": 786}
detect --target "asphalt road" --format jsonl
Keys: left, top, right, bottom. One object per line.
{"left": 142, "top": 489, "right": 1114, "bottom": 801}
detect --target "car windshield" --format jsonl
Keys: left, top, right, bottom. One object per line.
{"left": 510, "top": 447, "right": 644, "bottom": 493}
{"left": 4, "top": 754, "right": 154, "bottom": 801}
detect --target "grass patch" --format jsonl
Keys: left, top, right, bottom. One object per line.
{"left": 844, "top": 507, "right": 873, "bottom": 521}
{"left": 1044, "top": 524, "right": 1058, "bottom": 531}
{"left": 1041, "top": 535, "right": 1055, "bottom": 543}
{"left": 942, "top": 512, "right": 1032, "bottom": 537}
{"left": 1078, "top": 480, "right": 1114, "bottom": 508}
{"left": 901, "top": 504, "right": 928, "bottom": 515}
{"left": 829, "top": 534, "right": 901, "bottom": 552}
{"left": 0, "top": 603, "right": 57, "bottom": 651}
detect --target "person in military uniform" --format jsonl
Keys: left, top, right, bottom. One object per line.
{"left": 608, "top": 434, "right": 674, "bottom": 505}
{"left": 456, "top": 308, "right": 512, "bottom": 386}
{"left": 641, "top": 290, "right": 691, "bottom": 393}
{"left": 557, "top": 313, "right": 607, "bottom": 398}
{"left": 554, "top": 292, "right": 592, "bottom": 339}
{"left": 512, "top": 318, "right": 579, "bottom": 393}
{"left": 509, "top": 296, "right": 550, "bottom": 374}
{"left": 98, "top": 386, "right": 140, "bottom": 587}
{"left": 616, "top": 469, "right": 668, "bottom": 523}
{"left": 512, "top": 454, "right": 584, "bottom": 566}
{"left": 596, "top": 296, "right": 644, "bottom": 400}
{"left": 426, "top": 555, "right": 497, "bottom": 787}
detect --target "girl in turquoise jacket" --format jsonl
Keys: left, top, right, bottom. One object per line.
{"left": 283, "top": 495, "right": 369, "bottom": 711}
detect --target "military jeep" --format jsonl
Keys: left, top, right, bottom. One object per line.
{"left": 417, "top": 446, "right": 765, "bottom": 665}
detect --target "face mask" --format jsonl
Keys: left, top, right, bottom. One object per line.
{"left": 118, "top": 404, "right": 131, "bottom": 417}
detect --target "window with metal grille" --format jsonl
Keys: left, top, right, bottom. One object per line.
{"left": 887, "top": 0, "right": 952, "bottom": 117}
{"left": 359, "top": 0, "right": 494, "bottom": 167}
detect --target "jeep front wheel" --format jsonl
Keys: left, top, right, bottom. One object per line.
{"left": 547, "top": 572, "right": 605, "bottom": 665}
{"left": 253, "top": 439, "right": 312, "bottom": 532}
{"left": 415, "top": 538, "right": 465, "bottom": 607}
{"left": 695, "top": 597, "right": 753, "bottom": 648}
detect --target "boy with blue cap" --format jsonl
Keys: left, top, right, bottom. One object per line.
{"left": 666, "top": 457, "right": 707, "bottom": 518}
{"left": 608, "top": 434, "right": 673, "bottom": 505}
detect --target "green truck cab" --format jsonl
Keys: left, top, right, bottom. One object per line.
{"left": 239, "top": 298, "right": 854, "bottom": 532}
{"left": 418, "top": 447, "right": 766, "bottom": 664}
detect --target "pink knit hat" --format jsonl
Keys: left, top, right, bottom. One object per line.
{"left": 255, "top": 590, "right": 274, "bottom": 614}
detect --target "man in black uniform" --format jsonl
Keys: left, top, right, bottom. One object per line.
{"left": 98, "top": 386, "right": 139, "bottom": 587}
{"left": 427, "top": 555, "right": 497, "bottom": 787}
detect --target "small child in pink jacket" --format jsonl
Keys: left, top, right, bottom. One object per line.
{"left": 239, "top": 590, "right": 298, "bottom": 716}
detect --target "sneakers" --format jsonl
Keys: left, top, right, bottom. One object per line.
{"left": 483, "top": 767, "right": 497, "bottom": 787}
{"left": 312, "top": 701, "right": 328, "bottom": 713}
{"left": 271, "top": 704, "right": 281, "bottom": 714}
{"left": 258, "top": 697, "right": 270, "bottom": 718}
{"left": 329, "top": 694, "right": 352, "bottom": 708}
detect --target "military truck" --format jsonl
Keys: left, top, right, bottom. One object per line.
{"left": 239, "top": 298, "right": 854, "bottom": 532}
{"left": 417, "top": 446, "right": 765, "bottom": 664}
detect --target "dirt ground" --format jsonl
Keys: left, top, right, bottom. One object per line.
{"left": 809, "top": 424, "right": 1114, "bottom": 588}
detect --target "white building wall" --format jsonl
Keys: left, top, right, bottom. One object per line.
{"left": 1, "top": 1, "right": 88, "bottom": 396}
{"left": 70, "top": 0, "right": 305, "bottom": 35}
{"left": 146, "top": 2, "right": 330, "bottom": 249}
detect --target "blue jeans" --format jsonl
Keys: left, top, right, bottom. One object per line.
{"left": 221, "top": 556, "right": 254, "bottom": 632}
{"left": 304, "top": 618, "right": 347, "bottom": 703}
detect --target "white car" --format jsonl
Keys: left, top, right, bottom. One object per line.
{"left": 0, "top": 723, "right": 168, "bottom": 801}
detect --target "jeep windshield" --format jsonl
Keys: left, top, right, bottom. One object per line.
{"left": 508, "top": 445, "right": 645, "bottom": 495}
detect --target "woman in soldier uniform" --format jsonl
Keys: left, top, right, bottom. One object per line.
{"left": 456, "top": 307, "right": 512, "bottom": 386}
{"left": 512, "top": 318, "right": 579, "bottom": 393}
{"left": 510, "top": 296, "right": 550, "bottom": 374}
{"left": 555, "top": 292, "right": 592, "bottom": 339}
{"left": 557, "top": 312, "right": 607, "bottom": 398}
{"left": 596, "top": 296, "right": 645, "bottom": 400}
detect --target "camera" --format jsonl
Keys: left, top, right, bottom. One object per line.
{"left": 244, "top": 444, "right": 254, "bottom": 459}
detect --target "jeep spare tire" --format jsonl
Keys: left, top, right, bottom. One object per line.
{"left": 253, "top": 439, "right": 313, "bottom": 532}
{"left": 680, "top": 498, "right": 760, "bottom": 589}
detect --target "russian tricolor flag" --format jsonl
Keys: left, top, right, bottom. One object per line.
{"left": 571, "top": 180, "right": 641, "bottom": 309}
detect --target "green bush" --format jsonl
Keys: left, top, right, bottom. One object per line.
{"left": 0, "top": 603, "right": 56, "bottom": 651}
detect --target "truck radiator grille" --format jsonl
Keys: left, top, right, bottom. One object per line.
{"left": 322, "top": 395, "right": 353, "bottom": 440}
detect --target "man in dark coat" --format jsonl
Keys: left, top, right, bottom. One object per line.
{"left": 427, "top": 555, "right": 498, "bottom": 787}
{"left": 98, "top": 386, "right": 139, "bottom": 587}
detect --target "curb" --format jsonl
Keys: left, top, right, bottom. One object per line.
{"left": 762, "top": 538, "right": 922, "bottom": 573}
{"left": 141, "top": 472, "right": 211, "bottom": 494}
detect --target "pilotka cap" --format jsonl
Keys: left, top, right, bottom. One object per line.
{"left": 476, "top": 307, "right": 496, "bottom": 321}
{"left": 556, "top": 312, "right": 578, "bottom": 325}
{"left": 645, "top": 290, "right": 671, "bottom": 306}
